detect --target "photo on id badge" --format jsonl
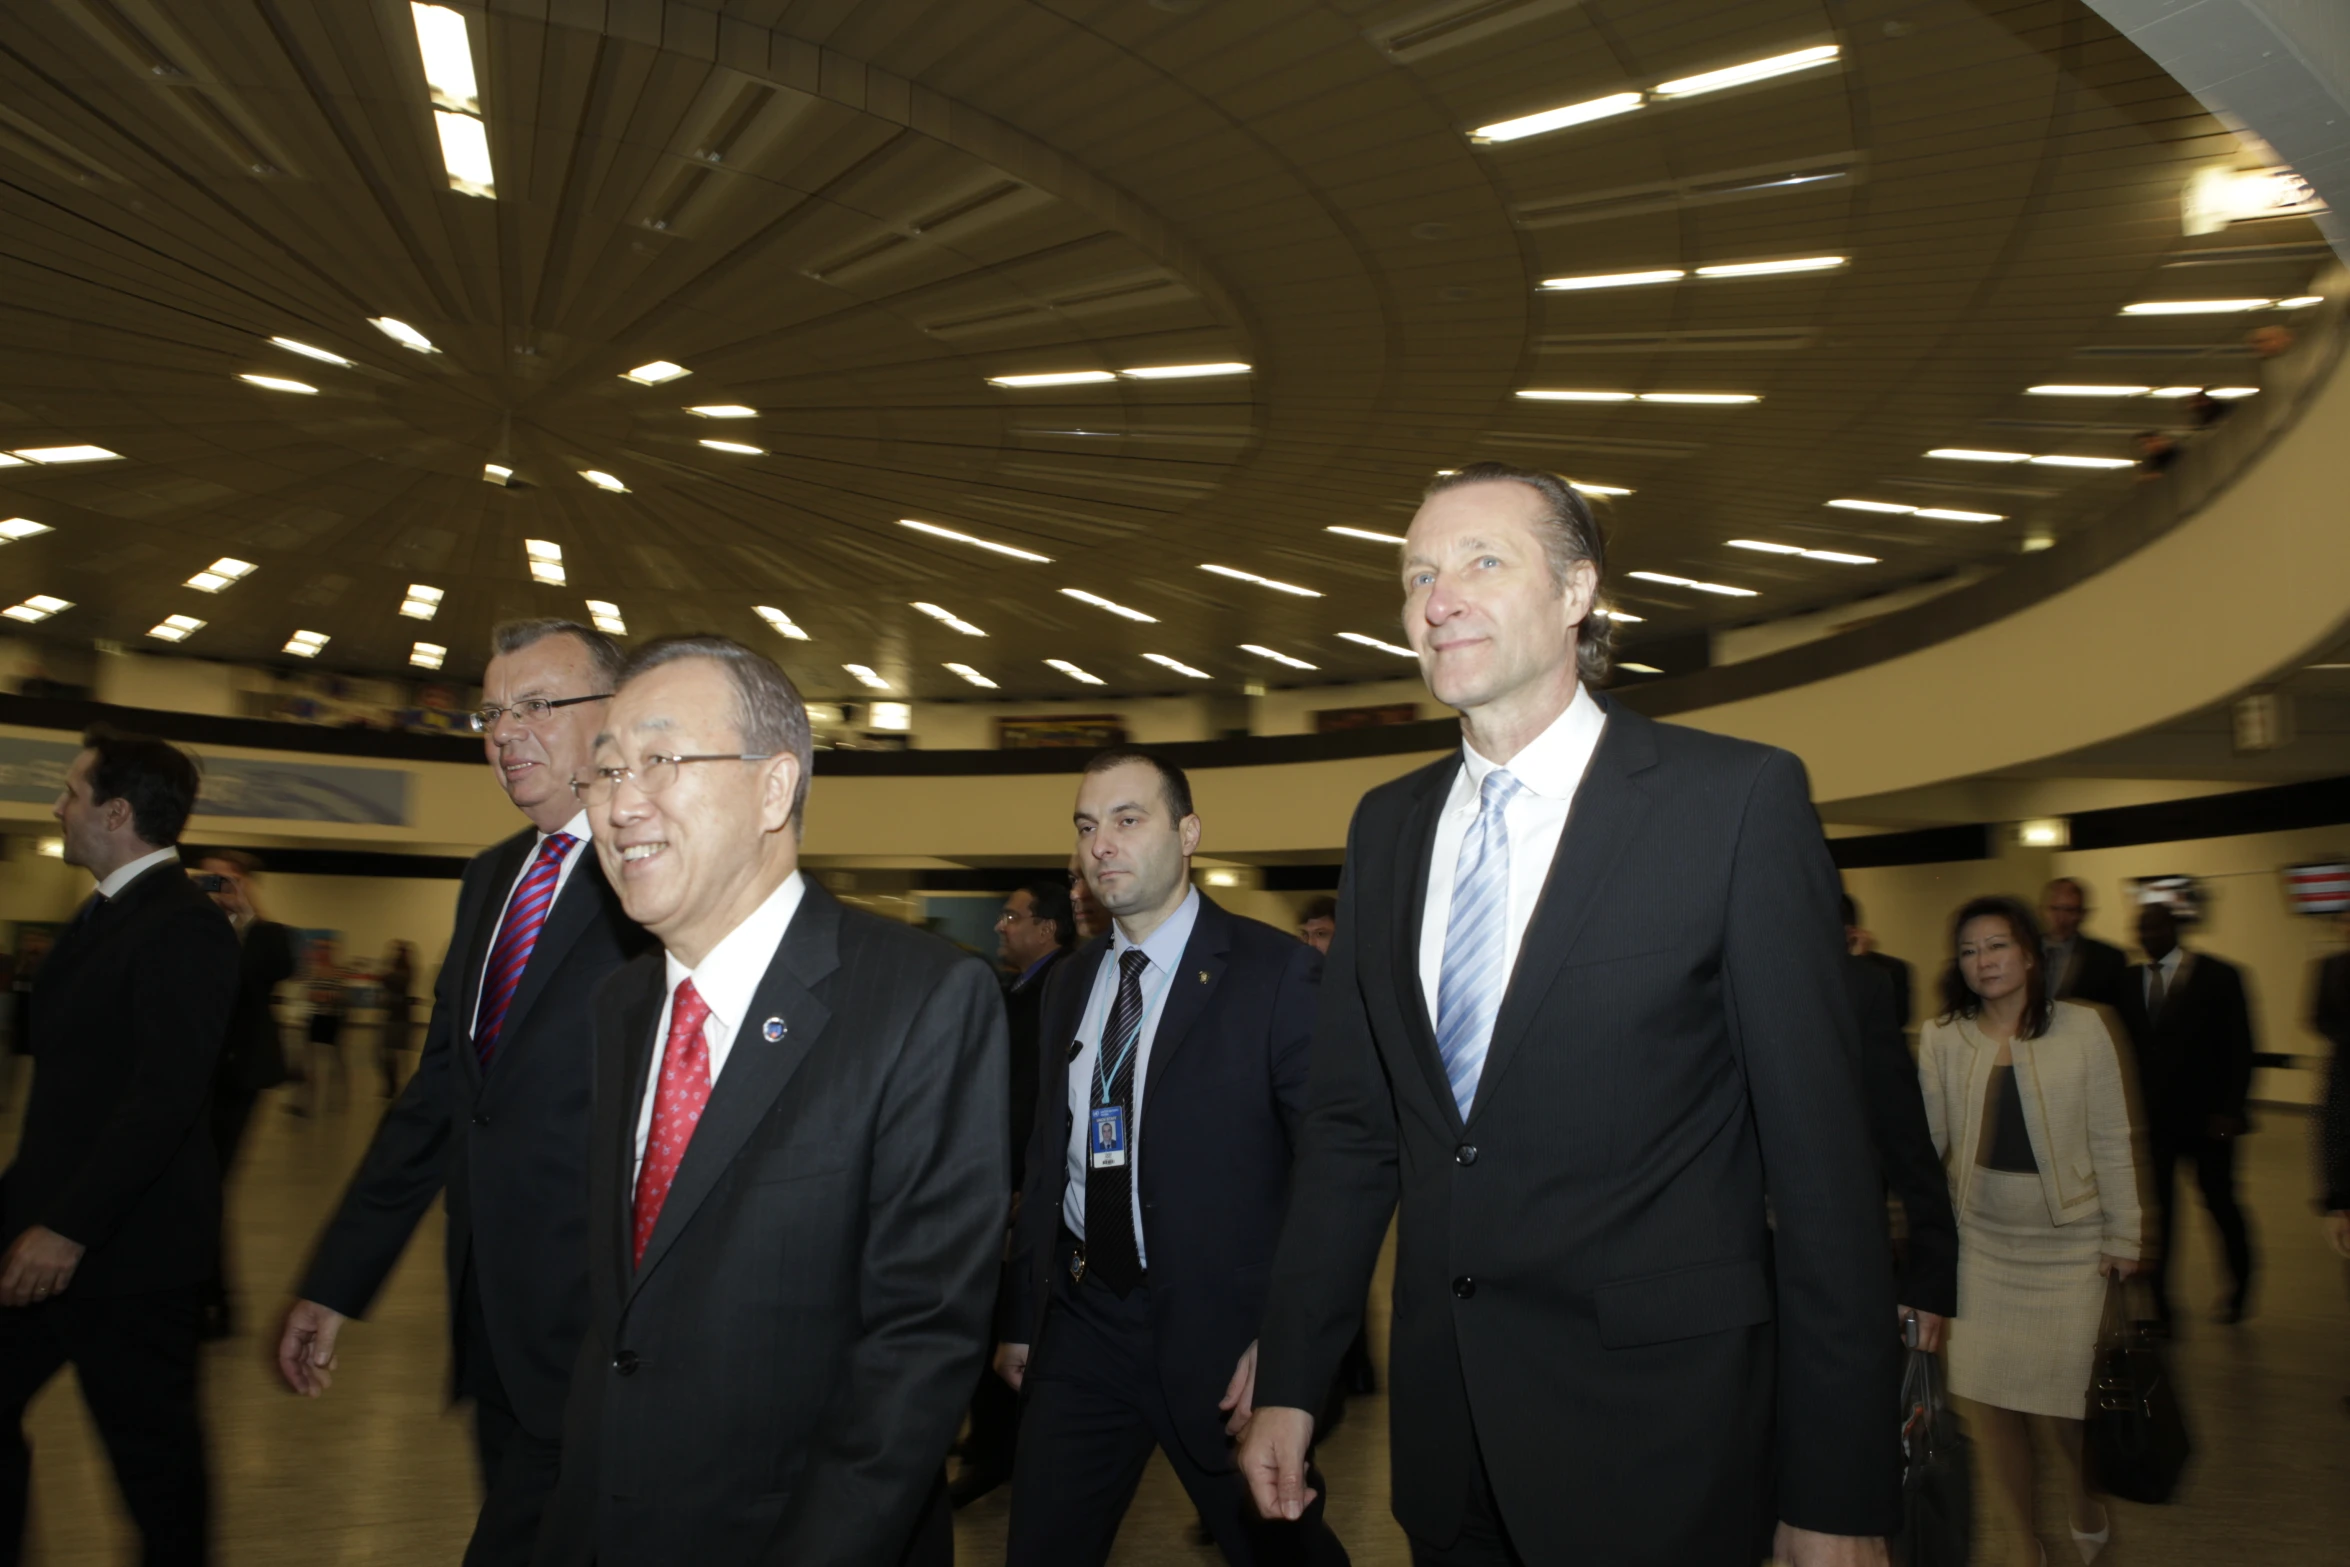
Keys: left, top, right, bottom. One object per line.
{"left": 1089, "top": 1105, "right": 1128, "bottom": 1168}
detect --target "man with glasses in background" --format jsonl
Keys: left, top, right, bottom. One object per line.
{"left": 274, "top": 620, "right": 650, "bottom": 1566}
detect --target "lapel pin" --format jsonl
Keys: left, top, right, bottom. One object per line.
{"left": 1197, "top": 970, "right": 1209, "bottom": 984}
{"left": 762, "top": 1017, "right": 787, "bottom": 1042}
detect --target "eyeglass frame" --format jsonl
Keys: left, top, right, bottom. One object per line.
{"left": 470, "top": 692, "right": 612, "bottom": 733}
{"left": 569, "top": 752, "right": 776, "bottom": 806}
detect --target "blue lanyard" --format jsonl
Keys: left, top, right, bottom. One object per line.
{"left": 1090, "top": 949, "right": 1163, "bottom": 1104}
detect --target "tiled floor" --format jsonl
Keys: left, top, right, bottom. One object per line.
{"left": 8, "top": 1054, "right": 2346, "bottom": 1564}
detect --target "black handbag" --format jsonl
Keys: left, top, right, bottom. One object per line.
{"left": 1890, "top": 1348, "right": 1972, "bottom": 1567}
{"left": 2086, "top": 1275, "right": 2191, "bottom": 1502}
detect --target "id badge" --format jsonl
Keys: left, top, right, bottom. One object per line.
{"left": 1088, "top": 1105, "right": 1128, "bottom": 1169}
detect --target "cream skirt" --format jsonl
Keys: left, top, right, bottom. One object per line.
{"left": 1946, "top": 1167, "right": 2107, "bottom": 1419}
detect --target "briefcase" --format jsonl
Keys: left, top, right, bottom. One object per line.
{"left": 2086, "top": 1276, "right": 2190, "bottom": 1503}
{"left": 1890, "top": 1348, "right": 1971, "bottom": 1567}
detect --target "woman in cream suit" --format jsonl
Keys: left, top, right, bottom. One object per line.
{"left": 1920, "top": 895, "right": 2142, "bottom": 1566}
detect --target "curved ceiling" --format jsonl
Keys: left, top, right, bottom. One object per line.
{"left": 0, "top": 0, "right": 2330, "bottom": 702}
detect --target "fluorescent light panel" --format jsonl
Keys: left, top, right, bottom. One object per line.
{"left": 2, "top": 595, "right": 70, "bottom": 623}
{"left": 911, "top": 601, "right": 987, "bottom": 637}
{"left": 1691, "top": 256, "right": 1845, "bottom": 278}
{"left": 988, "top": 371, "right": 1117, "bottom": 388}
{"left": 1516, "top": 390, "right": 1758, "bottom": 403}
{"left": 483, "top": 463, "right": 513, "bottom": 483}
{"left": 432, "top": 109, "right": 495, "bottom": 197}
{"left": 944, "top": 662, "right": 997, "bottom": 689}
{"left": 0, "top": 518, "right": 53, "bottom": 540}
{"left": 238, "top": 373, "right": 316, "bottom": 394}
{"left": 1827, "top": 499, "right": 2004, "bottom": 522}
{"left": 410, "top": 641, "right": 445, "bottom": 668}
{"left": 1061, "top": 588, "right": 1157, "bottom": 623}
{"left": 1241, "top": 644, "right": 1317, "bottom": 670}
{"left": 1120, "top": 362, "right": 1251, "bottom": 380}
{"left": 579, "top": 469, "right": 628, "bottom": 493}
{"left": 1540, "top": 269, "right": 1685, "bottom": 291}
{"left": 149, "top": 614, "right": 206, "bottom": 641}
{"left": 1719, "top": 540, "right": 1877, "bottom": 565}
{"left": 754, "top": 605, "right": 811, "bottom": 641}
{"left": 698, "top": 439, "right": 764, "bottom": 455}
{"left": 2027, "top": 384, "right": 2152, "bottom": 396}
{"left": 688, "top": 405, "right": 757, "bottom": 418}
{"left": 368, "top": 316, "right": 436, "bottom": 353}
{"left": 1593, "top": 608, "right": 1643, "bottom": 622}
{"left": 898, "top": 518, "right": 1052, "bottom": 563}
{"left": 2120, "top": 298, "right": 2273, "bottom": 315}
{"left": 1046, "top": 658, "right": 1104, "bottom": 685}
{"left": 283, "top": 630, "right": 328, "bottom": 657}
{"left": 1626, "top": 570, "right": 1758, "bottom": 597}
{"left": 1338, "top": 631, "right": 1416, "bottom": 657}
{"left": 1200, "top": 563, "right": 1322, "bottom": 597}
{"left": 1473, "top": 91, "right": 1643, "bottom": 144}
{"left": 11, "top": 445, "right": 120, "bottom": 463}
{"left": 1328, "top": 525, "right": 1407, "bottom": 545}
{"left": 270, "top": 336, "right": 352, "bottom": 367}
{"left": 843, "top": 664, "right": 890, "bottom": 690}
{"left": 1653, "top": 44, "right": 1840, "bottom": 97}
{"left": 621, "top": 361, "right": 690, "bottom": 385}
{"left": 409, "top": 3, "right": 478, "bottom": 112}
{"left": 1143, "top": 653, "right": 1212, "bottom": 679}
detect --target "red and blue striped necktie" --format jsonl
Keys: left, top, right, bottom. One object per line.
{"left": 473, "top": 832, "right": 576, "bottom": 1068}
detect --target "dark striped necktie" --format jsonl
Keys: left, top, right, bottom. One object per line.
{"left": 1084, "top": 947, "right": 1152, "bottom": 1295}
{"left": 473, "top": 832, "right": 575, "bottom": 1068}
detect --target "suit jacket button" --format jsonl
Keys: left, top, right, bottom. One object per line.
{"left": 1456, "top": 1144, "right": 1478, "bottom": 1166}
{"left": 472, "top": 1112, "right": 489, "bottom": 1127}
{"left": 613, "top": 1350, "right": 638, "bottom": 1376}
{"left": 1452, "top": 1276, "right": 1476, "bottom": 1299}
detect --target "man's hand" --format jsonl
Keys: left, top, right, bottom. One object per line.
{"left": 1771, "top": 1522, "right": 1889, "bottom": 1566}
{"left": 1236, "top": 1404, "right": 1317, "bottom": 1520}
{"left": 275, "top": 1300, "right": 348, "bottom": 1396}
{"left": 0, "top": 1226, "right": 84, "bottom": 1307}
{"left": 1218, "top": 1340, "right": 1258, "bottom": 1436}
{"left": 1897, "top": 1305, "right": 1947, "bottom": 1355}
{"left": 2097, "top": 1254, "right": 2142, "bottom": 1281}
{"left": 993, "top": 1342, "right": 1029, "bottom": 1393}
{"left": 2327, "top": 1210, "right": 2349, "bottom": 1259}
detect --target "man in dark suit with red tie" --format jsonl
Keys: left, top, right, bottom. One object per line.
{"left": 536, "top": 636, "right": 1006, "bottom": 1567}
{"left": 275, "top": 620, "right": 649, "bottom": 1565}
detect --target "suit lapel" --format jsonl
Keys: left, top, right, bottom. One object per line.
{"left": 605, "top": 961, "right": 666, "bottom": 1296}
{"left": 1465, "top": 706, "right": 1659, "bottom": 1130}
{"left": 1391, "top": 759, "right": 1464, "bottom": 1126}
{"left": 1141, "top": 895, "right": 1230, "bottom": 1103}
{"left": 626, "top": 884, "right": 842, "bottom": 1300}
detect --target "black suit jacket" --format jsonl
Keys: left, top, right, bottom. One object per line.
{"left": 5, "top": 860, "right": 238, "bottom": 1296}
{"left": 2113, "top": 949, "right": 2255, "bottom": 1139}
{"left": 538, "top": 881, "right": 1007, "bottom": 1567}
{"left": 1254, "top": 704, "right": 1900, "bottom": 1561}
{"left": 1003, "top": 948, "right": 1068, "bottom": 1189}
{"left": 2053, "top": 934, "right": 2129, "bottom": 1009}
{"left": 1845, "top": 959, "right": 1958, "bottom": 1318}
{"left": 1855, "top": 948, "right": 1913, "bottom": 1032}
{"left": 300, "top": 828, "right": 649, "bottom": 1436}
{"left": 2316, "top": 951, "right": 2350, "bottom": 1210}
{"left": 216, "top": 918, "right": 297, "bottom": 1097}
{"left": 1002, "top": 894, "right": 1318, "bottom": 1470}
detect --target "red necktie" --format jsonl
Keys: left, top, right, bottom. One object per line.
{"left": 473, "top": 832, "right": 575, "bottom": 1068}
{"left": 633, "top": 978, "right": 714, "bottom": 1268}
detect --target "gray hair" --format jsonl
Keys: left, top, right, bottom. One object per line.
{"left": 617, "top": 635, "right": 814, "bottom": 829}
{"left": 491, "top": 618, "right": 625, "bottom": 688}
{"left": 1422, "top": 461, "right": 1616, "bottom": 684}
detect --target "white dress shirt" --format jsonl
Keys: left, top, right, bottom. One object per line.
{"left": 96, "top": 844, "right": 183, "bottom": 899}
{"left": 633, "top": 871, "right": 807, "bottom": 1181}
{"left": 472, "top": 810, "right": 593, "bottom": 1036}
{"left": 1061, "top": 887, "right": 1202, "bottom": 1269}
{"left": 1418, "top": 684, "right": 1607, "bottom": 1027}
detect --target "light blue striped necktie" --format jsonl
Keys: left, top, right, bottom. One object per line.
{"left": 1436, "top": 768, "right": 1523, "bottom": 1118}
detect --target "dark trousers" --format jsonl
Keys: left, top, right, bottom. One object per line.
{"left": 0, "top": 1287, "right": 208, "bottom": 1566}
{"left": 204, "top": 1091, "right": 258, "bottom": 1324}
{"left": 1006, "top": 1255, "right": 1346, "bottom": 1567}
{"left": 1408, "top": 1454, "right": 1522, "bottom": 1567}
{"left": 961, "top": 1353, "right": 1021, "bottom": 1478}
{"left": 2149, "top": 1127, "right": 2254, "bottom": 1314}
{"left": 457, "top": 1273, "right": 564, "bottom": 1567}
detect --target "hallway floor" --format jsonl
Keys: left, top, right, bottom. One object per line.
{"left": 9, "top": 1055, "right": 2347, "bottom": 1564}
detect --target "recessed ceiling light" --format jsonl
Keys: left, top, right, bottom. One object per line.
{"left": 185, "top": 558, "right": 256, "bottom": 592}
{"left": 1692, "top": 256, "right": 1845, "bottom": 278}
{"left": 238, "top": 373, "right": 318, "bottom": 394}
{"left": 1061, "top": 588, "right": 1158, "bottom": 622}
{"left": 1046, "top": 658, "right": 1104, "bottom": 685}
{"left": 368, "top": 316, "right": 437, "bottom": 353}
{"left": 1914, "top": 507, "right": 2005, "bottom": 522}
{"left": 1653, "top": 43, "right": 1840, "bottom": 98}
{"left": 2027, "top": 454, "right": 2135, "bottom": 469}
{"left": 1241, "top": 644, "right": 1317, "bottom": 670}
{"left": 585, "top": 599, "right": 626, "bottom": 635}
{"left": 2120, "top": 298, "right": 2273, "bottom": 315}
{"left": 0, "top": 455, "right": 21, "bottom": 467}
{"left": 687, "top": 404, "right": 758, "bottom": 418}
{"left": 2, "top": 595, "right": 70, "bottom": 623}
{"left": 407, "top": 583, "right": 444, "bottom": 602}
{"left": 898, "top": 517, "right": 1053, "bottom": 563}
{"left": 1827, "top": 499, "right": 1916, "bottom": 514}
{"left": 1121, "top": 362, "right": 1251, "bottom": 379}
{"left": 1593, "top": 608, "right": 1643, "bottom": 622}
{"left": 409, "top": 2, "right": 479, "bottom": 113}
{"left": 1143, "top": 653, "right": 1213, "bottom": 679}
{"left": 1338, "top": 631, "right": 1417, "bottom": 657}
{"left": 1472, "top": 91, "right": 1644, "bottom": 144}
{"left": 1627, "top": 570, "right": 1758, "bottom": 597}
{"left": 1569, "top": 481, "right": 1633, "bottom": 496}
{"left": 410, "top": 640, "right": 446, "bottom": 669}
{"left": 1617, "top": 662, "right": 1664, "bottom": 675}
{"left": 12, "top": 445, "right": 121, "bottom": 463}
{"left": 2027, "top": 384, "right": 2152, "bottom": 396}
{"left": 988, "top": 370, "right": 1118, "bottom": 388}
{"left": 1200, "top": 563, "right": 1322, "bottom": 597}
{"left": 2147, "top": 386, "right": 2204, "bottom": 399}
{"left": 270, "top": 336, "right": 353, "bottom": 367}
{"left": 754, "top": 605, "right": 811, "bottom": 641}
{"left": 283, "top": 630, "right": 329, "bottom": 656}
{"left": 944, "top": 662, "right": 998, "bottom": 689}
{"left": 1327, "top": 525, "right": 1408, "bottom": 545}
{"left": 401, "top": 583, "right": 443, "bottom": 619}
{"left": 1927, "top": 448, "right": 2032, "bottom": 463}
{"left": 1727, "top": 539, "right": 1803, "bottom": 555}
{"left": 530, "top": 561, "right": 568, "bottom": 585}
{"left": 1802, "top": 549, "right": 1878, "bottom": 565}
{"left": 0, "top": 517, "right": 54, "bottom": 540}
{"left": 579, "top": 469, "right": 629, "bottom": 493}
{"left": 843, "top": 663, "right": 891, "bottom": 690}
{"left": 1638, "top": 392, "right": 1760, "bottom": 404}
{"left": 1517, "top": 389, "right": 1636, "bottom": 402}
{"left": 1539, "top": 268, "right": 1687, "bottom": 291}
{"left": 698, "top": 439, "right": 765, "bottom": 455}
{"left": 911, "top": 601, "right": 988, "bottom": 637}
{"left": 431, "top": 109, "right": 495, "bottom": 198}
{"left": 621, "top": 361, "right": 690, "bottom": 385}
{"left": 524, "top": 539, "right": 562, "bottom": 561}
{"left": 483, "top": 462, "right": 513, "bottom": 483}
{"left": 1725, "top": 540, "right": 1877, "bottom": 564}
{"left": 2276, "top": 295, "right": 2322, "bottom": 309}
{"left": 149, "top": 614, "right": 206, "bottom": 641}
{"left": 2207, "top": 386, "right": 2259, "bottom": 399}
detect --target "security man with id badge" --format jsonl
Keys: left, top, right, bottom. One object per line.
{"left": 995, "top": 748, "right": 1348, "bottom": 1566}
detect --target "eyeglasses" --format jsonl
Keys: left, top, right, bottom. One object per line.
{"left": 570, "top": 753, "right": 774, "bottom": 806}
{"left": 994, "top": 908, "right": 1047, "bottom": 928}
{"left": 471, "top": 693, "right": 611, "bottom": 732}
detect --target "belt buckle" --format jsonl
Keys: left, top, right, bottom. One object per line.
{"left": 1068, "top": 1243, "right": 1087, "bottom": 1284}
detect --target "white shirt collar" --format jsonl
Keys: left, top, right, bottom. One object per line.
{"left": 1458, "top": 681, "right": 1605, "bottom": 801}
{"left": 97, "top": 844, "right": 183, "bottom": 900}
{"left": 663, "top": 871, "right": 807, "bottom": 1036}
{"left": 544, "top": 809, "right": 591, "bottom": 849}
{"left": 1111, "top": 885, "right": 1202, "bottom": 976}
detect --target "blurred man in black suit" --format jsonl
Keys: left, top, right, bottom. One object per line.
{"left": 0, "top": 729, "right": 236, "bottom": 1564}
{"left": 1296, "top": 898, "right": 1337, "bottom": 957}
{"left": 193, "top": 849, "right": 297, "bottom": 1338}
{"left": 2041, "top": 878, "right": 2127, "bottom": 1007}
{"left": 1841, "top": 894, "right": 1912, "bottom": 1032}
{"left": 997, "top": 749, "right": 1346, "bottom": 1566}
{"left": 951, "top": 878, "right": 1076, "bottom": 1508}
{"left": 1844, "top": 958, "right": 1957, "bottom": 1353}
{"left": 276, "top": 620, "right": 648, "bottom": 1565}
{"left": 2114, "top": 901, "right": 2257, "bottom": 1325}
{"left": 538, "top": 636, "right": 1005, "bottom": 1567}
{"left": 2317, "top": 912, "right": 2350, "bottom": 1291}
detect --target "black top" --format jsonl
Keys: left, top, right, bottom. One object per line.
{"left": 1981, "top": 1065, "right": 2038, "bottom": 1173}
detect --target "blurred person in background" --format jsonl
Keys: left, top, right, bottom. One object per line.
{"left": 2113, "top": 900, "right": 2257, "bottom": 1327}
{"left": 378, "top": 939, "right": 418, "bottom": 1097}
{"left": 1289, "top": 894, "right": 1372, "bottom": 1411}
{"left": 193, "top": 850, "right": 297, "bottom": 1338}
{"left": 2040, "top": 879, "right": 2128, "bottom": 1009}
{"left": 297, "top": 937, "right": 349, "bottom": 1117}
{"left": 1843, "top": 893, "right": 1913, "bottom": 1031}
{"left": 2131, "top": 429, "right": 2179, "bottom": 479}
{"left": 1296, "top": 897, "right": 1336, "bottom": 956}
{"left": 3, "top": 931, "right": 52, "bottom": 1109}
{"left": 1844, "top": 946, "right": 1957, "bottom": 1358}
{"left": 0, "top": 729, "right": 236, "bottom": 1565}
{"left": 1918, "top": 896, "right": 2140, "bottom": 1566}
{"left": 1069, "top": 847, "right": 1110, "bottom": 943}
{"left": 2318, "top": 909, "right": 2350, "bottom": 1413}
